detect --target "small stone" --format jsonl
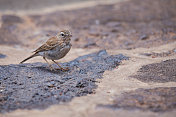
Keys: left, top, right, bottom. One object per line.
{"left": 72, "top": 37, "right": 79, "bottom": 41}
{"left": 141, "top": 53, "right": 152, "bottom": 56}
{"left": 82, "top": 25, "right": 89, "bottom": 29}
{"left": 139, "top": 34, "right": 148, "bottom": 40}
{"left": 2, "top": 15, "right": 23, "bottom": 23}
{"left": 111, "top": 28, "right": 119, "bottom": 32}
{"left": 172, "top": 36, "right": 176, "bottom": 40}
{"left": 95, "top": 20, "right": 100, "bottom": 25}
{"left": 27, "top": 76, "right": 32, "bottom": 79}
{"left": 106, "top": 22, "right": 121, "bottom": 27}
{"left": 0, "top": 54, "right": 6, "bottom": 59}
{"left": 124, "top": 41, "right": 132, "bottom": 46}
{"left": 173, "top": 49, "right": 176, "bottom": 53}
{"left": 83, "top": 42, "right": 97, "bottom": 48}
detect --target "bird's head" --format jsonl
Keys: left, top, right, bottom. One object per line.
{"left": 56, "top": 30, "right": 72, "bottom": 42}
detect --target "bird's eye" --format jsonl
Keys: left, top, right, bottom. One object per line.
{"left": 60, "top": 32, "right": 65, "bottom": 37}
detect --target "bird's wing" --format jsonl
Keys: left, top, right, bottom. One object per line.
{"left": 33, "top": 36, "right": 62, "bottom": 53}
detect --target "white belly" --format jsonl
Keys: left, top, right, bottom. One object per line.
{"left": 39, "top": 44, "right": 71, "bottom": 60}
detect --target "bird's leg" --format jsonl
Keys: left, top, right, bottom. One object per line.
{"left": 52, "top": 60, "right": 69, "bottom": 71}
{"left": 43, "top": 57, "right": 54, "bottom": 71}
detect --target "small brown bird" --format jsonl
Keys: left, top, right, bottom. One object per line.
{"left": 20, "top": 30, "right": 72, "bottom": 71}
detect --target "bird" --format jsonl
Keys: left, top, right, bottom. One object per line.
{"left": 20, "top": 29, "right": 72, "bottom": 71}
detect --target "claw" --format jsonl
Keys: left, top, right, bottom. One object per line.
{"left": 52, "top": 60, "right": 69, "bottom": 72}
{"left": 49, "top": 66, "right": 55, "bottom": 71}
{"left": 61, "top": 67, "right": 69, "bottom": 71}
{"left": 55, "top": 67, "right": 69, "bottom": 71}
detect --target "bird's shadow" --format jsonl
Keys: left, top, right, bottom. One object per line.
{"left": 19, "top": 62, "right": 71, "bottom": 74}
{"left": 35, "top": 66, "right": 71, "bottom": 74}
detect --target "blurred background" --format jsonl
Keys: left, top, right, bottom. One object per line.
{"left": 0, "top": 0, "right": 176, "bottom": 115}
{"left": 0, "top": 0, "right": 89, "bottom": 11}
{"left": 0, "top": 0, "right": 175, "bottom": 50}
{"left": 0, "top": 0, "right": 119, "bottom": 12}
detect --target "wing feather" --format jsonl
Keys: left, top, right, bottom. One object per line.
{"left": 33, "top": 36, "right": 62, "bottom": 53}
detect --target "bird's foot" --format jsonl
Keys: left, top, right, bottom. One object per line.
{"left": 55, "top": 67, "right": 69, "bottom": 72}
{"left": 49, "top": 66, "right": 55, "bottom": 71}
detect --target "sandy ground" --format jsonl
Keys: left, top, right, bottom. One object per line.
{"left": 0, "top": 0, "right": 176, "bottom": 116}
{"left": 0, "top": 41, "right": 175, "bottom": 117}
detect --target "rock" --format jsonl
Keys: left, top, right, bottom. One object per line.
{"left": 124, "top": 41, "right": 132, "bottom": 46}
{"left": 172, "top": 36, "right": 176, "bottom": 40}
{"left": 132, "top": 59, "right": 176, "bottom": 83}
{"left": 2, "top": 15, "right": 23, "bottom": 24}
{"left": 83, "top": 42, "right": 97, "bottom": 48}
{"left": 141, "top": 53, "right": 152, "bottom": 56}
{"left": 106, "top": 22, "right": 121, "bottom": 27}
{"left": 0, "top": 54, "right": 6, "bottom": 59}
{"left": 111, "top": 28, "right": 119, "bottom": 32}
{"left": 139, "top": 34, "right": 148, "bottom": 40}
{"left": 0, "top": 50, "right": 128, "bottom": 113}
{"left": 72, "top": 37, "right": 80, "bottom": 42}
{"left": 174, "top": 49, "right": 176, "bottom": 53}
{"left": 100, "top": 87, "right": 176, "bottom": 112}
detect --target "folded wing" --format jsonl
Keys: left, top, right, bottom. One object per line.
{"left": 33, "top": 37, "right": 62, "bottom": 53}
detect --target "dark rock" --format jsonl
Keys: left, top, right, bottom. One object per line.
{"left": 174, "top": 49, "right": 176, "bottom": 53}
{"left": 0, "top": 50, "right": 128, "bottom": 113}
{"left": 2, "top": 15, "right": 23, "bottom": 24}
{"left": 139, "top": 34, "right": 148, "bottom": 40}
{"left": 106, "top": 22, "right": 121, "bottom": 27}
{"left": 82, "top": 25, "right": 89, "bottom": 29}
{"left": 83, "top": 42, "right": 97, "bottom": 48}
{"left": 0, "top": 23, "right": 20, "bottom": 45}
{"left": 0, "top": 54, "right": 6, "bottom": 59}
{"left": 172, "top": 36, "right": 176, "bottom": 40}
{"left": 132, "top": 59, "right": 176, "bottom": 83}
{"left": 141, "top": 53, "right": 152, "bottom": 56}
{"left": 124, "top": 41, "right": 133, "bottom": 46}
{"left": 72, "top": 37, "right": 80, "bottom": 42}
{"left": 111, "top": 28, "right": 119, "bottom": 32}
{"left": 99, "top": 87, "right": 176, "bottom": 112}
{"left": 141, "top": 49, "right": 176, "bottom": 57}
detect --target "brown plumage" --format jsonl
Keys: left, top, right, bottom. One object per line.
{"left": 33, "top": 37, "right": 62, "bottom": 53}
{"left": 20, "top": 30, "right": 72, "bottom": 71}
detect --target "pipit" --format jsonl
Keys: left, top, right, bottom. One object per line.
{"left": 20, "top": 30, "right": 72, "bottom": 71}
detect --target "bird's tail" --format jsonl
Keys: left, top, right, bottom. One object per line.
{"left": 20, "top": 53, "right": 38, "bottom": 64}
